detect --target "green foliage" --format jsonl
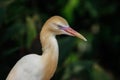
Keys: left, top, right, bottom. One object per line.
{"left": 26, "top": 16, "right": 37, "bottom": 48}
{"left": 0, "top": 0, "right": 119, "bottom": 80}
{"left": 92, "top": 64, "right": 111, "bottom": 80}
{"left": 62, "top": 0, "right": 80, "bottom": 22}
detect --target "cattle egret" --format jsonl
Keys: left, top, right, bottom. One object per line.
{"left": 6, "top": 16, "right": 87, "bottom": 80}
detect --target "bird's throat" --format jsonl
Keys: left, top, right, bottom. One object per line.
{"left": 40, "top": 28, "right": 59, "bottom": 79}
{"left": 40, "top": 29, "right": 59, "bottom": 57}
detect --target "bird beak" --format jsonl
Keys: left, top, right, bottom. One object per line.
{"left": 63, "top": 27, "right": 87, "bottom": 41}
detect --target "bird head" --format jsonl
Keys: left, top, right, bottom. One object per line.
{"left": 43, "top": 16, "right": 87, "bottom": 41}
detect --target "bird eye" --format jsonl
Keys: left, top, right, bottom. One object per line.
{"left": 52, "top": 23, "right": 64, "bottom": 29}
{"left": 57, "top": 24, "right": 63, "bottom": 28}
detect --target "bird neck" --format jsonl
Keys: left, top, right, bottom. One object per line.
{"left": 39, "top": 27, "right": 59, "bottom": 80}
{"left": 40, "top": 27, "right": 59, "bottom": 59}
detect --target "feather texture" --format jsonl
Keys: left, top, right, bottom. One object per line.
{"left": 6, "top": 16, "right": 87, "bottom": 80}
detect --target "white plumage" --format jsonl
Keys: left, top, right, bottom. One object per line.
{"left": 6, "top": 16, "right": 87, "bottom": 80}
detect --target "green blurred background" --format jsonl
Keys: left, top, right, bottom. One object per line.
{"left": 0, "top": 0, "right": 120, "bottom": 80}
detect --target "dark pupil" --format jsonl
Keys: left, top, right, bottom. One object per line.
{"left": 53, "top": 23, "right": 64, "bottom": 29}
{"left": 57, "top": 25, "right": 63, "bottom": 28}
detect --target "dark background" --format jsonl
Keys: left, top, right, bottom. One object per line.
{"left": 0, "top": 0, "right": 120, "bottom": 80}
